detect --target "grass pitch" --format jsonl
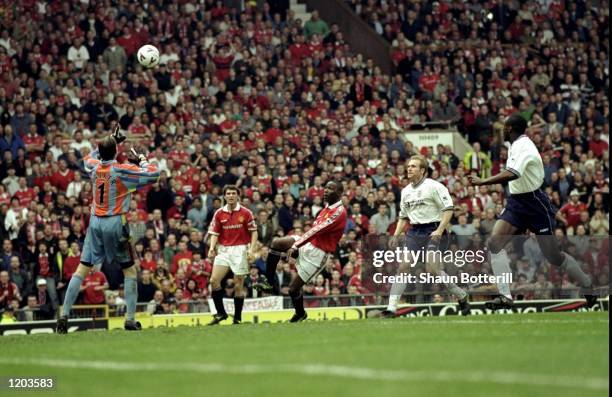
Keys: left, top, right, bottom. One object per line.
{"left": 0, "top": 312, "right": 608, "bottom": 397}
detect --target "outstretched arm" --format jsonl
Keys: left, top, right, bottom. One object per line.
{"left": 468, "top": 169, "right": 518, "bottom": 186}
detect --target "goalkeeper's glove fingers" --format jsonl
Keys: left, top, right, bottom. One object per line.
{"left": 130, "top": 148, "right": 148, "bottom": 164}
{"left": 111, "top": 124, "right": 127, "bottom": 144}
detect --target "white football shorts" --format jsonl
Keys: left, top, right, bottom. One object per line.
{"left": 291, "top": 236, "right": 329, "bottom": 282}
{"left": 214, "top": 244, "right": 249, "bottom": 276}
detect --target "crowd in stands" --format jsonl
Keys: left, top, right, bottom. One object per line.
{"left": 0, "top": 0, "right": 608, "bottom": 321}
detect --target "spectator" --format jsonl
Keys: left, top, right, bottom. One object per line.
{"left": 304, "top": 11, "right": 330, "bottom": 39}
{"left": 463, "top": 142, "right": 492, "bottom": 179}
{"left": 34, "top": 278, "right": 54, "bottom": 320}
{"left": 369, "top": 204, "right": 393, "bottom": 235}
{"left": 0, "top": 270, "right": 20, "bottom": 309}
{"left": 102, "top": 37, "right": 128, "bottom": 72}
{"left": 8, "top": 256, "right": 29, "bottom": 301}
{"left": 432, "top": 94, "right": 460, "bottom": 124}
{"left": 0, "top": 125, "right": 25, "bottom": 158}
{"left": 82, "top": 268, "right": 109, "bottom": 305}
{"left": 67, "top": 37, "right": 90, "bottom": 70}
{"left": 557, "top": 190, "right": 588, "bottom": 229}
{"left": 187, "top": 197, "right": 208, "bottom": 231}
{"left": 450, "top": 215, "right": 478, "bottom": 250}
{"left": 244, "top": 265, "right": 268, "bottom": 298}
{"left": 147, "top": 290, "right": 165, "bottom": 315}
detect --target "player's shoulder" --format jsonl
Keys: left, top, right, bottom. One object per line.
{"left": 329, "top": 202, "right": 347, "bottom": 215}
{"left": 425, "top": 178, "right": 445, "bottom": 189}
{"left": 512, "top": 136, "right": 537, "bottom": 151}
{"left": 401, "top": 184, "right": 412, "bottom": 195}
{"left": 239, "top": 205, "right": 255, "bottom": 216}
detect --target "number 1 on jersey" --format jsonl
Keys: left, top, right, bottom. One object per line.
{"left": 98, "top": 182, "right": 106, "bottom": 205}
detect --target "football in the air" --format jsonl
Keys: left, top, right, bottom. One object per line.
{"left": 137, "top": 44, "right": 160, "bottom": 68}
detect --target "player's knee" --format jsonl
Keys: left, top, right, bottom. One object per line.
{"left": 75, "top": 264, "right": 90, "bottom": 278}
{"left": 289, "top": 286, "right": 300, "bottom": 297}
{"left": 122, "top": 265, "right": 137, "bottom": 279}
{"left": 210, "top": 277, "right": 222, "bottom": 290}
{"left": 270, "top": 238, "right": 282, "bottom": 251}
{"left": 234, "top": 284, "right": 245, "bottom": 297}
{"left": 486, "top": 237, "right": 501, "bottom": 254}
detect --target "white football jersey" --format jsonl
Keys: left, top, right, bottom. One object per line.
{"left": 399, "top": 178, "right": 454, "bottom": 224}
{"left": 506, "top": 136, "right": 545, "bottom": 194}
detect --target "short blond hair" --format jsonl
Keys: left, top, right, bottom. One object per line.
{"left": 409, "top": 155, "right": 428, "bottom": 170}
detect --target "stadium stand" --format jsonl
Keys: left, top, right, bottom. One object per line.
{"left": 0, "top": 0, "right": 608, "bottom": 320}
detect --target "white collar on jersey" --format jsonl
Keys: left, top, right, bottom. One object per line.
{"left": 411, "top": 176, "right": 427, "bottom": 188}
{"left": 326, "top": 201, "right": 342, "bottom": 209}
{"left": 222, "top": 203, "right": 242, "bottom": 212}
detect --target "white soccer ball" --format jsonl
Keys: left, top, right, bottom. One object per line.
{"left": 137, "top": 44, "right": 160, "bottom": 68}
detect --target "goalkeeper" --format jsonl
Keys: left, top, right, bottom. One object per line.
{"left": 57, "top": 125, "right": 160, "bottom": 333}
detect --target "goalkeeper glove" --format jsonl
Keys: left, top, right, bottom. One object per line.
{"left": 129, "top": 148, "right": 148, "bottom": 165}
{"left": 111, "top": 124, "right": 127, "bottom": 144}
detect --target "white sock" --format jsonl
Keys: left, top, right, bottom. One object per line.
{"left": 490, "top": 250, "right": 512, "bottom": 299}
{"left": 440, "top": 271, "right": 468, "bottom": 300}
{"left": 387, "top": 281, "right": 407, "bottom": 312}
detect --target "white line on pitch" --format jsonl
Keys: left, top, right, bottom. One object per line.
{"left": 0, "top": 357, "right": 607, "bottom": 391}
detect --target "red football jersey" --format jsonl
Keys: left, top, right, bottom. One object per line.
{"left": 14, "top": 188, "right": 37, "bottom": 208}
{"left": 208, "top": 204, "right": 257, "bottom": 246}
{"left": 293, "top": 201, "right": 347, "bottom": 253}
{"left": 83, "top": 271, "right": 108, "bottom": 304}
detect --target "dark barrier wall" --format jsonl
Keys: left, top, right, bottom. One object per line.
{"left": 303, "top": 0, "right": 392, "bottom": 75}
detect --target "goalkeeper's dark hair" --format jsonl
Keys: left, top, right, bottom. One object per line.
{"left": 98, "top": 137, "right": 117, "bottom": 161}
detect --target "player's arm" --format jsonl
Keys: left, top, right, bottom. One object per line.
{"left": 390, "top": 191, "right": 409, "bottom": 247}
{"left": 435, "top": 209, "right": 453, "bottom": 234}
{"left": 247, "top": 212, "right": 258, "bottom": 260}
{"left": 468, "top": 169, "right": 518, "bottom": 186}
{"left": 207, "top": 234, "right": 219, "bottom": 259}
{"left": 393, "top": 218, "right": 408, "bottom": 236}
{"left": 207, "top": 210, "right": 221, "bottom": 259}
{"left": 83, "top": 148, "right": 100, "bottom": 174}
{"left": 248, "top": 230, "right": 258, "bottom": 262}
{"left": 114, "top": 155, "right": 161, "bottom": 191}
{"left": 432, "top": 184, "right": 454, "bottom": 239}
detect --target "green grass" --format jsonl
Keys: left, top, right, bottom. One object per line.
{"left": 0, "top": 312, "right": 608, "bottom": 397}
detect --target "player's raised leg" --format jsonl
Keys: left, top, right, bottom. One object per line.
{"left": 265, "top": 237, "right": 297, "bottom": 293}
{"left": 535, "top": 235, "right": 597, "bottom": 306}
{"left": 485, "top": 220, "right": 517, "bottom": 309}
{"left": 425, "top": 258, "right": 470, "bottom": 315}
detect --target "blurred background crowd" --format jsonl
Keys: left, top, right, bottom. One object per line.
{"left": 0, "top": 0, "right": 608, "bottom": 321}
